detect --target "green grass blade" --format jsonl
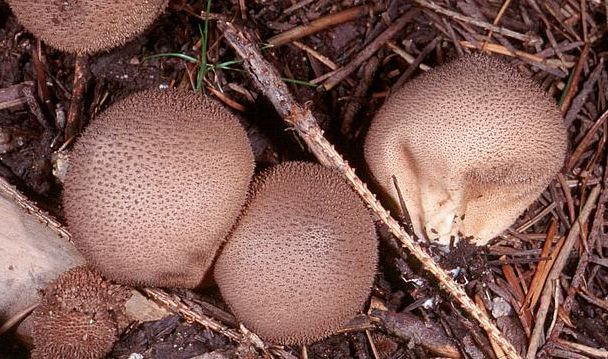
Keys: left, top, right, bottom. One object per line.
{"left": 281, "top": 77, "right": 318, "bottom": 88}
{"left": 143, "top": 53, "right": 198, "bottom": 63}
{"left": 196, "top": 0, "right": 213, "bottom": 92}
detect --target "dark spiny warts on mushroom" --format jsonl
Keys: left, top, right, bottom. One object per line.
{"left": 63, "top": 90, "right": 254, "bottom": 288}
{"left": 6, "top": 0, "right": 168, "bottom": 54}
{"left": 364, "top": 54, "right": 567, "bottom": 245}
{"left": 30, "top": 266, "right": 130, "bottom": 359}
{"left": 214, "top": 162, "right": 378, "bottom": 345}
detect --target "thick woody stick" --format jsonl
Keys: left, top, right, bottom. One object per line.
{"left": 217, "top": 20, "right": 522, "bottom": 359}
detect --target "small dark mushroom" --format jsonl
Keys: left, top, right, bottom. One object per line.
{"left": 30, "top": 266, "right": 130, "bottom": 359}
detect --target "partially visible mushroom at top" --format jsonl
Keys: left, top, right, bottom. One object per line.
{"left": 365, "top": 54, "right": 567, "bottom": 245}
{"left": 30, "top": 266, "right": 130, "bottom": 359}
{"left": 6, "top": 0, "right": 168, "bottom": 54}
{"left": 215, "top": 162, "right": 378, "bottom": 345}
{"left": 63, "top": 90, "right": 254, "bottom": 288}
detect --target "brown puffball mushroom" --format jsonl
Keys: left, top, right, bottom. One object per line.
{"left": 63, "top": 90, "right": 254, "bottom": 288}
{"left": 6, "top": 0, "right": 168, "bottom": 54}
{"left": 365, "top": 54, "right": 567, "bottom": 246}
{"left": 214, "top": 162, "right": 378, "bottom": 345}
{"left": 30, "top": 266, "right": 130, "bottom": 359}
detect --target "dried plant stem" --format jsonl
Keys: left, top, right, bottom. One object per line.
{"left": 0, "top": 81, "right": 32, "bottom": 110}
{"left": 142, "top": 288, "right": 243, "bottom": 341}
{"left": 459, "top": 41, "right": 574, "bottom": 68}
{"left": 321, "top": 9, "right": 419, "bottom": 91}
{"left": 560, "top": 43, "right": 590, "bottom": 116}
{"left": 526, "top": 185, "right": 601, "bottom": 359}
{"left": 0, "top": 303, "right": 38, "bottom": 337}
{"left": 565, "top": 108, "right": 608, "bottom": 172}
{"left": 371, "top": 310, "right": 461, "bottom": 358}
{"left": 386, "top": 41, "right": 431, "bottom": 71}
{"left": 414, "top": 0, "right": 541, "bottom": 45}
{"left": 218, "top": 20, "right": 522, "bottom": 359}
{"left": 564, "top": 58, "right": 604, "bottom": 127}
{"left": 547, "top": 158, "right": 608, "bottom": 342}
{"left": 143, "top": 288, "right": 297, "bottom": 359}
{"left": 65, "top": 55, "right": 90, "bottom": 142}
{"left": 554, "top": 338, "right": 608, "bottom": 358}
{"left": 475, "top": 294, "right": 506, "bottom": 359}
{"left": 483, "top": 0, "right": 512, "bottom": 43}
{"left": 267, "top": 5, "right": 370, "bottom": 47}
{"left": 292, "top": 41, "right": 339, "bottom": 70}
{"left": 0, "top": 176, "right": 70, "bottom": 239}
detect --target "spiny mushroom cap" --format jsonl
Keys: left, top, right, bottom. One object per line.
{"left": 6, "top": 0, "right": 168, "bottom": 54}
{"left": 31, "top": 266, "right": 130, "bottom": 359}
{"left": 364, "top": 54, "right": 567, "bottom": 245}
{"left": 63, "top": 90, "right": 254, "bottom": 288}
{"left": 214, "top": 162, "right": 378, "bottom": 345}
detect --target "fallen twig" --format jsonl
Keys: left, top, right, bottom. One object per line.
{"left": 565, "top": 108, "right": 608, "bottom": 172}
{"left": 414, "top": 0, "right": 542, "bottom": 45}
{"left": 564, "top": 58, "right": 604, "bottom": 127}
{"left": 32, "top": 40, "right": 49, "bottom": 108}
{"left": 0, "top": 176, "right": 69, "bottom": 239}
{"left": 142, "top": 288, "right": 244, "bottom": 342}
{"left": 391, "top": 36, "right": 440, "bottom": 92}
{"left": 142, "top": 288, "right": 293, "bottom": 359}
{"left": 370, "top": 309, "right": 461, "bottom": 358}
{"left": 554, "top": 338, "right": 608, "bottom": 359}
{"left": 386, "top": 41, "right": 431, "bottom": 71}
{"left": 267, "top": 5, "right": 371, "bottom": 47}
{"left": 292, "top": 41, "right": 339, "bottom": 70}
{"left": 0, "top": 82, "right": 32, "bottom": 110}
{"left": 459, "top": 40, "right": 574, "bottom": 68}
{"left": 546, "top": 149, "right": 608, "bottom": 343}
{"left": 526, "top": 185, "right": 601, "bottom": 358}
{"left": 322, "top": 9, "right": 420, "bottom": 91}
{"left": 65, "top": 55, "right": 90, "bottom": 143}
{"left": 341, "top": 56, "right": 379, "bottom": 136}
{"left": 217, "top": 20, "right": 522, "bottom": 359}
{"left": 559, "top": 43, "right": 590, "bottom": 115}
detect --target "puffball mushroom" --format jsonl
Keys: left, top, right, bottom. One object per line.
{"left": 30, "top": 266, "right": 130, "bottom": 359}
{"left": 215, "top": 162, "right": 378, "bottom": 345}
{"left": 6, "top": 0, "right": 168, "bottom": 54}
{"left": 63, "top": 90, "right": 254, "bottom": 288}
{"left": 365, "top": 54, "right": 567, "bottom": 245}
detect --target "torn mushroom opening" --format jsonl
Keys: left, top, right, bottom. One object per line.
{"left": 365, "top": 54, "right": 567, "bottom": 245}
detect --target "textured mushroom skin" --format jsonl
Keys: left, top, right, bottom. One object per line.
{"left": 215, "top": 162, "right": 378, "bottom": 345}
{"left": 6, "top": 0, "right": 168, "bottom": 54}
{"left": 63, "top": 90, "right": 254, "bottom": 288}
{"left": 365, "top": 54, "right": 567, "bottom": 245}
{"left": 31, "top": 266, "right": 129, "bottom": 359}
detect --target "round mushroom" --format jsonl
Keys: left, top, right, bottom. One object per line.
{"left": 6, "top": 0, "right": 168, "bottom": 54}
{"left": 214, "top": 162, "right": 378, "bottom": 345}
{"left": 30, "top": 266, "right": 130, "bottom": 359}
{"left": 63, "top": 90, "right": 254, "bottom": 288}
{"left": 364, "top": 54, "right": 567, "bottom": 245}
